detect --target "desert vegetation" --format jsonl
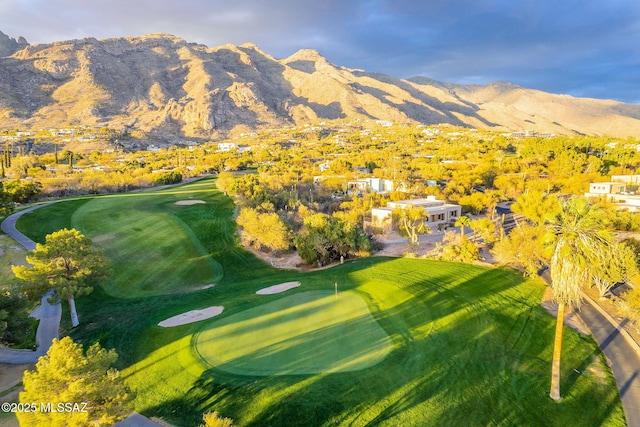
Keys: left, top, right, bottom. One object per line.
{"left": 2, "top": 122, "right": 640, "bottom": 425}
{"left": 0, "top": 178, "right": 625, "bottom": 426}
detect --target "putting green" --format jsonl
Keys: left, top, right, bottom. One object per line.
{"left": 195, "top": 291, "right": 392, "bottom": 375}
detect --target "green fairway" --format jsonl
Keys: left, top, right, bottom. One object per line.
{"left": 195, "top": 291, "right": 392, "bottom": 375}
{"left": 13, "top": 179, "right": 626, "bottom": 427}
{"left": 71, "top": 194, "right": 222, "bottom": 298}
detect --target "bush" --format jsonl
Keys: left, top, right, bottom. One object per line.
{"left": 0, "top": 290, "right": 38, "bottom": 348}
{"left": 622, "top": 287, "right": 640, "bottom": 321}
{"left": 201, "top": 411, "right": 234, "bottom": 427}
{"left": 440, "top": 240, "right": 479, "bottom": 263}
{"left": 153, "top": 171, "right": 183, "bottom": 185}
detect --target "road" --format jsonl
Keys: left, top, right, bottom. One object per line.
{"left": 580, "top": 298, "right": 640, "bottom": 427}
{"left": 0, "top": 202, "right": 62, "bottom": 364}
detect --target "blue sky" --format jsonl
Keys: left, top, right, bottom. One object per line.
{"left": 1, "top": 0, "right": 638, "bottom": 103}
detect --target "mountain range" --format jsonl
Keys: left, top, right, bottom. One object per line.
{"left": 1, "top": 31, "right": 640, "bottom": 140}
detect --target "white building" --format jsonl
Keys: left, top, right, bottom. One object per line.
{"left": 585, "top": 178, "right": 640, "bottom": 211}
{"left": 587, "top": 182, "right": 626, "bottom": 195}
{"left": 217, "top": 142, "right": 238, "bottom": 152}
{"left": 217, "top": 142, "right": 251, "bottom": 153}
{"left": 347, "top": 177, "right": 395, "bottom": 194}
{"left": 371, "top": 197, "right": 461, "bottom": 231}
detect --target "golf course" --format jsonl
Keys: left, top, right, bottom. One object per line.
{"left": 13, "top": 178, "right": 626, "bottom": 426}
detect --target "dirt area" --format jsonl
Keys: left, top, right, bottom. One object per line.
{"left": 245, "top": 246, "right": 307, "bottom": 270}
{"left": 174, "top": 200, "right": 206, "bottom": 206}
{"left": 256, "top": 282, "right": 301, "bottom": 295}
{"left": 0, "top": 363, "right": 31, "bottom": 401}
{"left": 158, "top": 306, "right": 224, "bottom": 327}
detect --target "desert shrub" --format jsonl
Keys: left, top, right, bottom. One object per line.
{"left": 153, "top": 171, "right": 183, "bottom": 185}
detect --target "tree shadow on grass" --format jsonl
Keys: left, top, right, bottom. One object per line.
{"left": 79, "top": 258, "right": 624, "bottom": 426}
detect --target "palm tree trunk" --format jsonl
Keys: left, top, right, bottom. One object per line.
{"left": 549, "top": 301, "right": 565, "bottom": 401}
{"left": 68, "top": 296, "right": 79, "bottom": 328}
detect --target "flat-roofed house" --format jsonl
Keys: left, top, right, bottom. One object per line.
{"left": 371, "top": 196, "right": 461, "bottom": 232}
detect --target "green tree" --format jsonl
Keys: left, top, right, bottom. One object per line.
{"left": 12, "top": 228, "right": 111, "bottom": 327}
{"left": 544, "top": 197, "right": 612, "bottom": 401}
{"left": 393, "top": 206, "right": 430, "bottom": 249}
{"left": 4, "top": 179, "right": 42, "bottom": 203}
{"left": 455, "top": 215, "right": 471, "bottom": 240}
{"left": 591, "top": 242, "right": 637, "bottom": 298}
{"left": 491, "top": 224, "right": 547, "bottom": 276}
{"left": 18, "top": 336, "right": 133, "bottom": 427}
{"left": 0, "top": 289, "right": 38, "bottom": 347}
{"left": 469, "top": 217, "right": 498, "bottom": 246}
{"left": 294, "top": 213, "right": 371, "bottom": 265}
{"left": 0, "top": 181, "right": 15, "bottom": 217}
{"left": 153, "top": 171, "right": 182, "bottom": 185}
{"left": 512, "top": 190, "right": 560, "bottom": 227}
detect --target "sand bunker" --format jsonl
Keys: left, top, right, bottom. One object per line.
{"left": 256, "top": 281, "right": 301, "bottom": 295}
{"left": 158, "top": 306, "right": 224, "bottom": 327}
{"left": 175, "top": 200, "right": 206, "bottom": 206}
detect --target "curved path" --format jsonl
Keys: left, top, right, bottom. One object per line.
{"left": 579, "top": 298, "right": 640, "bottom": 427}
{"left": 0, "top": 202, "right": 62, "bottom": 364}
{"left": 540, "top": 270, "right": 640, "bottom": 427}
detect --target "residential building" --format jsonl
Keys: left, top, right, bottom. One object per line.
{"left": 588, "top": 182, "right": 626, "bottom": 195}
{"left": 347, "top": 177, "right": 395, "bottom": 194}
{"left": 585, "top": 177, "right": 640, "bottom": 211}
{"left": 371, "top": 197, "right": 461, "bottom": 231}
{"left": 612, "top": 175, "right": 640, "bottom": 185}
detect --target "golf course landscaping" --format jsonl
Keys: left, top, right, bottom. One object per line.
{"left": 12, "top": 178, "right": 626, "bottom": 426}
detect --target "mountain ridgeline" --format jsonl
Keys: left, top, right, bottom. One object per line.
{"left": 1, "top": 31, "right": 640, "bottom": 140}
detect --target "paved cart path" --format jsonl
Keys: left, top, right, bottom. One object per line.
{"left": 0, "top": 203, "right": 62, "bottom": 364}
{"left": 579, "top": 298, "right": 640, "bottom": 427}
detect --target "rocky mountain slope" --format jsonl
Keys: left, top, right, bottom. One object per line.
{"left": 1, "top": 31, "right": 639, "bottom": 139}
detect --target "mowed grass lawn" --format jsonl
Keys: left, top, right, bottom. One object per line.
{"left": 13, "top": 178, "right": 626, "bottom": 427}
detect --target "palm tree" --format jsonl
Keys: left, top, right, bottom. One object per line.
{"left": 544, "top": 197, "right": 611, "bottom": 401}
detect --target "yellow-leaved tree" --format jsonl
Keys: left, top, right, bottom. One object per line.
{"left": 18, "top": 336, "right": 133, "bottom": 426}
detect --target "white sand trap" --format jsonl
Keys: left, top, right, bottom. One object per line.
{"left": 175, "top": 200, "right": 206, "bottom": 206}
{"left": 256, "top": 281, "right": 301, "bottom": 295}
{"left": 158, "top": 306, "right": 224, "bottom": 327}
